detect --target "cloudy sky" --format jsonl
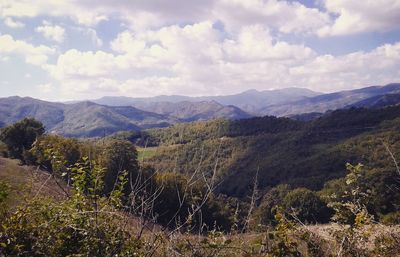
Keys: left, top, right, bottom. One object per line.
{"left": 0, "top": 0, "right": 400, "bottom": 100}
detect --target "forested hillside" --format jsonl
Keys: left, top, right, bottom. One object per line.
{"left": 119, "top": 105, "right": 400, "bottom": 199}
{"left": 129, "top": 100, "right": 252, "bottom": 121}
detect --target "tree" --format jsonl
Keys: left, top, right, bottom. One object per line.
{"left": 96, "top": 139, "right": 139, "bottom": 195}
{"left": 283, "top": 188, "right": 331, "bottom": 223}
{"left": 0, "top": 118, "right": 45, "bottom": 160}
{"left": 256, "top": 184, "right": 291, "bottom": 225}
{"left": 30, "top": 134, "right": 81, "bottom": 181}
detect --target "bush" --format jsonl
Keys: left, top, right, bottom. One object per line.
{"left": 0, "top": 157, "right": 145, "bottom": 256}
{"left": 256, "top": 184, "right": 291, "bottom": 225}
{"left": 0, "top": 118, "right": 45, "bottom": 161}
{"left": 0, "top": 141, "right": 8, "bottom": 157}
{"left": 0, "top": 182, "right": 9, "bottom": 214}
{"left": 283, "top": 188, "right": 332, "bottom": 224}
{"left": 381, "top": 211, "right": 400, "bottom": 225}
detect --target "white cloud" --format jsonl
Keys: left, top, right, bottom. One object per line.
{"left": 319, "top": 0, "right": 400, "bottom": 36}
{"left": 35, "top": 22, "right": 66, "bottom": 43}
{"left": 38, "top": 83, "right": 53, "bottom": 93}
{"left": 1, "top": 1, "right": 399, "bottom": 99}
{"left": 3, "top": 17, "right": 25, "bottom": 28}
{"left": 215, "top": 0, "right": 330, "bottom": 34}
{"left": 85, "top": 28, "right": 102, "bottom": 47}
{"left": 289, "top": 43, "right": 400, "bottom": 91}
{"left": 0, "top": 0, "right": 206, "bottom": 27}
{"left": 41, "top": 22, "right": 399, "bottom": 99}
{"left": 46, "top": 49, "right": 118, "bottom": 79}
{"left": 0, "top": 34, "right": 55, "bottom": 65}
{"left": 2, "top": 0, "right": 399, "bottom": 38}
{"left": 0, "top": 0, "right": 107, "bottom": 26}
{"left": 223, "top": 25, "right": 315, "bottom": 62}
{"left": 110, "top": 31, "right": 146, "bottom": 55}
{"left": 0, "top": 0, "right": 330, "bottom": 35}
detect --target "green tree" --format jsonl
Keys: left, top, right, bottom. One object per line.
{"left": 97, "top": 139, "right": 139, "bottom": 195}
{"left": 30, "top": 134, "right": 81, "bottom": 180}
{"left": 283, "top": 188, "right": 331, "bottom": 223}
{"left": 0, "top": 118, "right": 45, "bottom": 160}
{"left": 256, "top": 184, "right": 291, "bottom": 225}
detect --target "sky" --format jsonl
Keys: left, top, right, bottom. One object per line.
{"left": 0, "top": 0, "right": 400, "bottom": 101}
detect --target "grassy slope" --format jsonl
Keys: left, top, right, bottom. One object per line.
{"left": 0, "top": 158, "right": 67, "bottom": 207}
{"left": 137, "top": 147, "right": 158, "bottom": 161}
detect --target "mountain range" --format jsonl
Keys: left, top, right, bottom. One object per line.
{"left": 1, "top": 83, "right": 400, "bottom": 137}
{"left": 261, "top": 83, "right": 400, "bottom": 116}
{"left": 0, "top": 97, "right": 173, "bottom": 137}
{"left": 0, "top": 97, "right": 251, "bottom": 137}
{"left": 93, "top": 83, "right": 400, "bottom": 117}
{"left": 94, "top": 87, "right": 320, "bottom": 115}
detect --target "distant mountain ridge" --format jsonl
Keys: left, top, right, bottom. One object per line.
{"left": 0, "top": 97, "right": 251, "bottom": 137}
{"left": 261, "top": 83, "right": 400, "bottom": 116}
{"left": 348, "top": 93, "right": 400, "bottom": 109}
{"left": 129, "top": 100, "right": 252, "bottom": 122}
{"left": 2, "top": 83, "right": 400, "bottom": 137}
{"left": 93, "top": 84, "right": 400, "bottom": 117}
{"left": 0, "top": 97, "right": 174, "bottom": 137}
{"left": 93, "top": 87, "right": 320, "bottom": 115}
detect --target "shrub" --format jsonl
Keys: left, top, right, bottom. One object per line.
{"left": 0, "top": 118, "right": 44, "bottom": 161}
{"left": 283, "top": 188, "right": 332, "bottom": 224}
{"left": 256, "top": 184, "right": 291, "bottom": 226}
{"left": 0, "top": 157, "right": 145, "bottom": 256}
{"left": 96, "top": 139, "right": 139, "bottom": 195}
{"left": 381, "top": 211, "right": 400, "bottom": 225}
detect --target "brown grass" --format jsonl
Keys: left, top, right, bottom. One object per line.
{"left": 0, "top": 157, "right": 68, "bottom": 207}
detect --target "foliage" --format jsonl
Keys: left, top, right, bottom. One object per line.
{"left": 132, "top": 105, "right": 400, "bottom": 201}
{"left": 0, "top": 181, "right": 9, "bottom": 214}
{"left": 0, "top": 118, "right": 45, "bottom": 161}
{"left": 0, "top": 157, "right": 145, "bottom": 256}
{"left": 381, "top": 211, "right": 400, "bottom": 225}
{"left": 323, "top": 163, "right": 374, "bottom": 256}
{"left": 326, "top": 163, "right": 373, "bottom": 225}
{"left": 282, "top": 188, "right": 331, "bottom": 224}
{"left": 30, "top": 134, "right": 81, "bottom": 178}
{"left": 1, "top": 152, "right": 400, "bottom": 255}
{"left": 256, "top": 184, "right": 291, "bottom": 226}
{"left": 137, "top": 146, "right": 158, "bottom": 161}
{"left": 0, "top": 182, "right": 8, "bottom": 203}
{"left": 150, "top": 171, "right": 233, "bottom": 231}
{"left": 96, "top": 139, "right": 139, "bottom": 195}
{"left": 256, "top": 186, "right": 331, "bottom": 227}
{"left": 0, "top": 141, "right": 8, "bottom": 157}
{"left": 267, "top": 207, "right": 301, "bottom": 257}
{"left": 2, "top": 106, "right": 400, "bottom": 255}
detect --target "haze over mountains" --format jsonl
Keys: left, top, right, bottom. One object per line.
{"left": 262, "top": 83, "right": 400, "bottom": 116}
{"left": 0, "top": 98, "right": 174, "bottom": 137}
{"left": 94, "top": 87, "right": 320, "bottom": 115}
{"left": 94, "top": 83, "right": 400, "bottom": 117}
{"left": 0, "top": 83, "right": 400, "bottom": 137}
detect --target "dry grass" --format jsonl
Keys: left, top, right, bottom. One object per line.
{"left": 0, "top": 157, "right": 67, "bottom": 207}
{"left": 0, "top": 157, "right": 162, "bottom": 235}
